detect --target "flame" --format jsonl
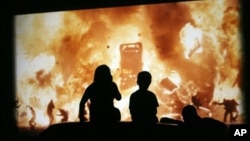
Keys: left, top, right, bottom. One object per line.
{"left": 15, "top": 0, "right": 243, "bottom": 130}
{"left": 180, "top": 23, "right": 203, "bottom": 59}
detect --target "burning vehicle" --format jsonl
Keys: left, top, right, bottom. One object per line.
{"left": 119, "top": 42, "right": 143, "bottom": 89}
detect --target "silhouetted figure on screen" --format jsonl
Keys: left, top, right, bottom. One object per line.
{"left": 27, "top": 105, "right": 36, "bottom": 129}
{"left": 57, "top": 108, "right": 68, "bottom": 122}
{"left": 213, "top": 98, "right": 239, "bottom": 123}
{"left": 47, "top": 99, "right": 55, "bottom": 126}
{"left": 129, "top": 71, "right": 159, "bottom": 124}
{"left": 180, "top": 105, "right": 228, "bottom": 141}
{"left": 78, "top": 64, "right": 122, "bottom": 123}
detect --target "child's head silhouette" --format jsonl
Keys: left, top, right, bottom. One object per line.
{"left": 137, "top": 71, "right": 152, "bottom": 90}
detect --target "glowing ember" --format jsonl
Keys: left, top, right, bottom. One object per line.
{"left": 15, "top": 0, "right": 243, "bottom": 129}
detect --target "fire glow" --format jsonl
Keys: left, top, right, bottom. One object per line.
{"left": 15, "top": 0, "right": 243, "bottom": 129}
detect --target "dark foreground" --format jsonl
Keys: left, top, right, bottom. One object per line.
{"left": 10, "top": 122, "right": 238, "bottom": 141}
{"left": 38, "top": 122, "right": 181, "bottom": 141}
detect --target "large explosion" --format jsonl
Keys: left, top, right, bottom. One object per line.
{"left": 15, "top": 0, "right": 243, "bottom": 129}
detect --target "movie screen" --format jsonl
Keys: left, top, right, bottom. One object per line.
{"left": 14, "top": 0, "right": 244, "bottom": 132}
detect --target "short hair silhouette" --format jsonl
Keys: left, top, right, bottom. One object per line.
{"left": 137, "top": 71, "right": 152, "bottom": 90}
{"left": 180, "top": 104, "right": 228, "bottom": 141}
{"left": 182, "top": 104, "right": 199, "bottom": 123}
{"left": 129, "top": 71, "right": 159, "bottom": 124}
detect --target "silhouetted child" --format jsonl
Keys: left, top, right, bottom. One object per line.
{"left": 129, "top": 71, "right": 159, "bottom": 124}
{"left": 78, "top": 64, "right": 122, "bottom": 123}
{"left": 180, "top": 104, "right": 228, "bottom": 141}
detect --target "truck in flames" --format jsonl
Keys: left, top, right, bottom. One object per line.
{"left": 119, "top": 42, "right": 143, "bottom": 89}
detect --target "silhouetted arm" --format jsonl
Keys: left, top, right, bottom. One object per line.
{"left": 213, "top": 101, "right": 224, "bottom": 105}
{"left": 128, "top": 94, "right": 136, "bottom": 118}
{"left": 152, "top": 93, "right": 159, "bottom": 115}
{"left": 113, "top": 82, "right": 121, "bottom": 100}
{"left": 78, "top": 88, "right": 91, "bottom": 122}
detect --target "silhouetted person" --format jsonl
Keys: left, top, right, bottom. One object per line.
{"left": 78, "top": 64, "right": 122, "bottom": 123}
{"left": 129, "top": 71, "right": 159, "bottom": 124}
{"left": 57, "top": 108, "right": 68, "bottom": 122}
{"left": 47, "top": 99, "right": 55, "bottom": 126}
{"left": 180, "top": 105, "right": 228, "bottom": 141}
{"left": 213, "top": 98, "right": 239, "bottom": 123}
{"left": 27, "top": 105, "right": 36, "bottom": 129}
